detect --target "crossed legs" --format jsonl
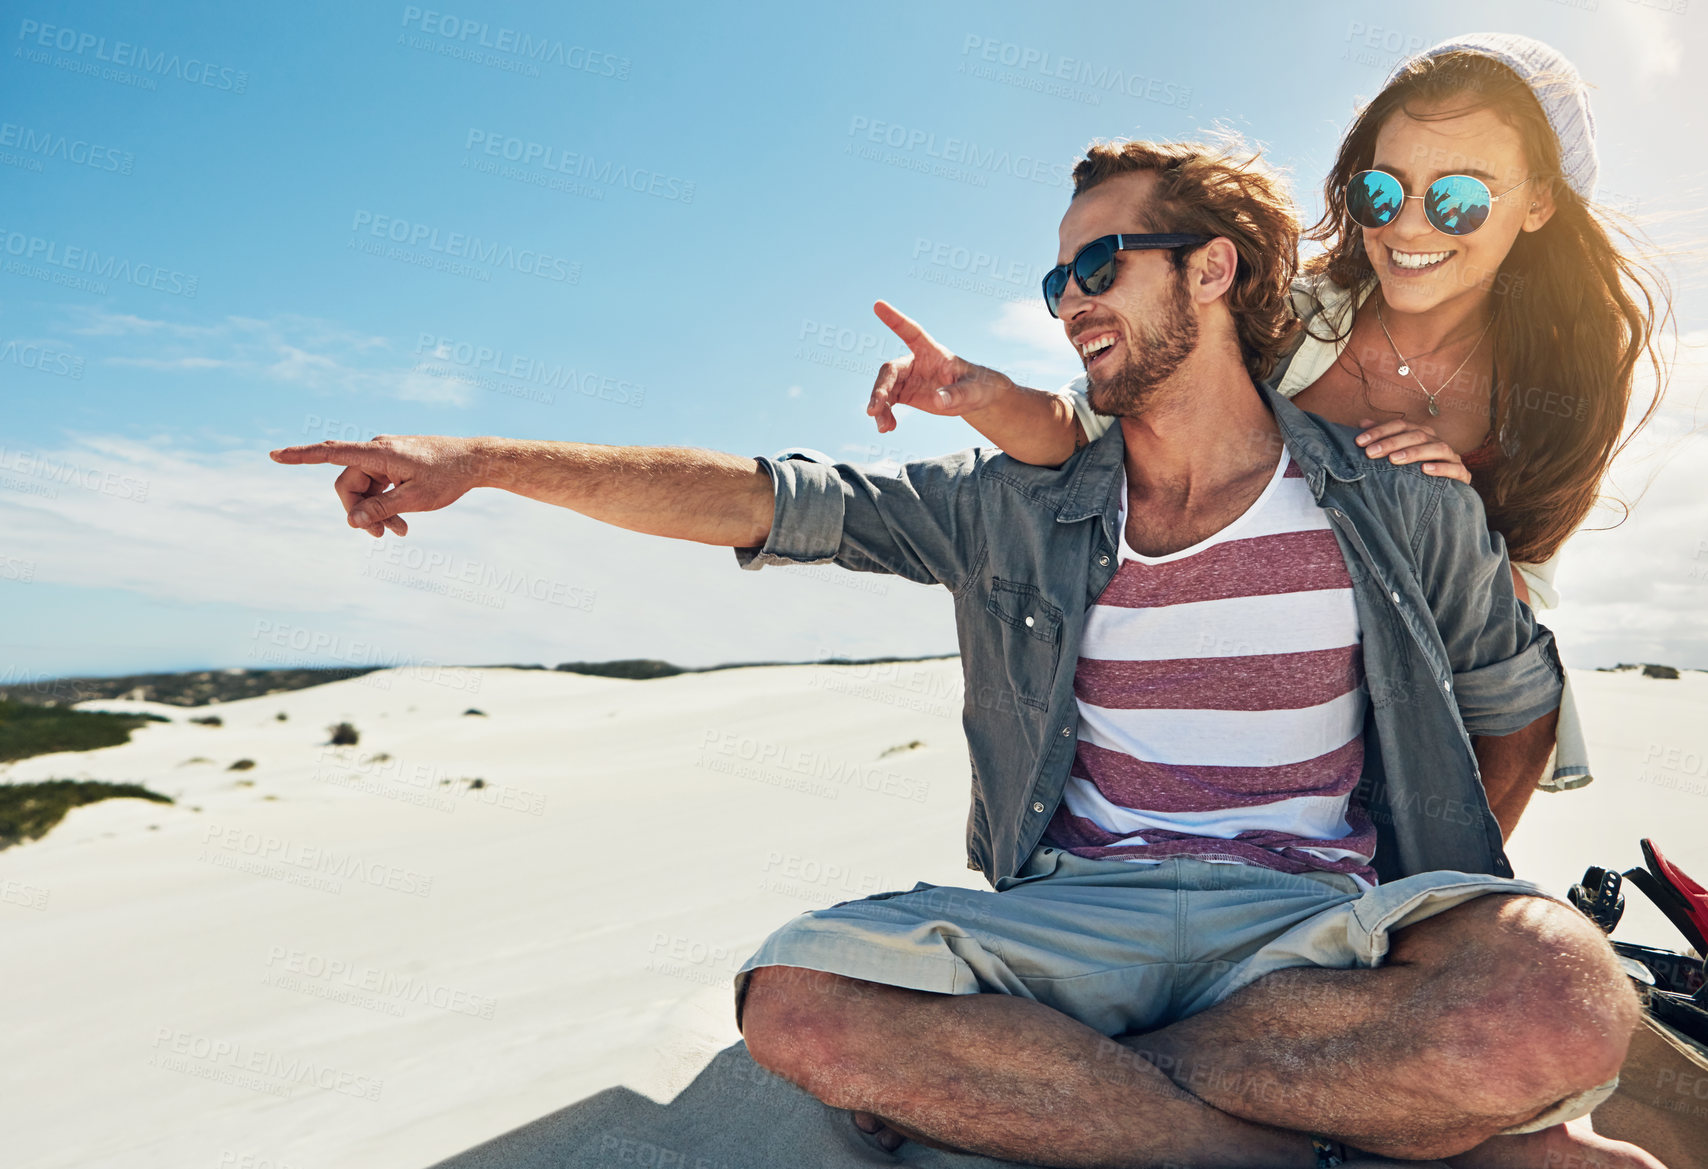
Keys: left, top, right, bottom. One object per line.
{"left": 740, "top": 893, "right": 1646, "bottom": 1168}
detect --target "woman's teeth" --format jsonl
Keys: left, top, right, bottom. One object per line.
{"left": 1389, "top": 248, "right": 1453, "bottom": 271}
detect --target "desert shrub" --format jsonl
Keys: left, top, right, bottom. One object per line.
{"left": 554, "top": 659, "right": 684, "bottom": 680}
{"left": 328, "top": 722, "right": 359, "bottom": 746}
{"left": 0, "top": 700, "right": 162, "bottom": 762}
{"left": 0, "top": 779, "right": 173, "bottom": 850}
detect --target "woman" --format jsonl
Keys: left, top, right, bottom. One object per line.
{"left": 866, "top": 33, "right": 1670, "bottom": 837}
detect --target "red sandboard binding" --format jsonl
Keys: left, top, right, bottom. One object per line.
{"left": 1624, "top": 837, "right": 1708, "bottom": 958}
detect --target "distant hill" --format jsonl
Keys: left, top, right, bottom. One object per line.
{"left": 1597, "top": 663, "right": 1699, "bottom": 680}
{"left": 551, "top": 654, "right": 956, "bottom": 681}
{"left": 0, "top": 667, "right": 382, "bottom": 708}
{"left": 2, "top": 655, "right": 960, "bottom": 708}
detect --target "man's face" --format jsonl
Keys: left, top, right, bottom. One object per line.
{"left": 1055, "top": 171, "right": 1199, "bottom": 418}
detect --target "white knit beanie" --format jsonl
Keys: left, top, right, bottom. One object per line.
{"left": 1383, "top": 32, "right": 1599, "bottom": 202}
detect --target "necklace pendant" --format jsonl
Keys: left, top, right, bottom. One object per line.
{"left": 1427, "top": 398, "right": 1441, "bottom": 417}
{"left": 1397, "top": 364, "right": 1411, "bottom": 377}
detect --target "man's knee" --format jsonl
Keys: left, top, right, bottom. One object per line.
{"left": 740, "top": 965, "right": 881, "bottom": 1101}
{"left": 1408, "top": 894, "right": 1638, "bottom": 1106}
{"left": 1503, "top": 897, "right": 1638, "bottom": 1070}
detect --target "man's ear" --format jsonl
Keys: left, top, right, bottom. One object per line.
{"left": 1190, "top": 237, "right": 1239, "bottom": 303}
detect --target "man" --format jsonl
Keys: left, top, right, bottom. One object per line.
{"left": 272, "top": 139, "right": 1656, "bottom": 1169}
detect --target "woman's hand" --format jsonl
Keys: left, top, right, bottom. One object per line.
{"left": 1355, "top": 418, "right": 1472, "bottom": 483}
{"left": 866, "top": 301, "right": 1017, "bottom": 433}
{"left": 864, "top": 301, "right": 1082, "bottom": 465}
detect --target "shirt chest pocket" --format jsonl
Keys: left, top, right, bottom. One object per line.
{"left": 984, "top": 578, "right": 1064, "bottom": 711}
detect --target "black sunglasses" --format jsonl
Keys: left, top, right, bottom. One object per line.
{"left": 1041, "top": 233, "right": 1212, "bottom": 318}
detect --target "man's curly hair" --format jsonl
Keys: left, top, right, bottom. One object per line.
{"left": 1071, "top": 138, "right": 1300, "bottom": 382}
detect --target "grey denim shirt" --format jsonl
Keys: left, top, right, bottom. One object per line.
{"left": 736, "top": 383, "right": 1563, "bottom": 885}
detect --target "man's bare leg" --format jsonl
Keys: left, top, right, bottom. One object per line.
{"left": 1119, "top": 894, "right": 1651, "bottom": 1165}
{"left": 741, "top": 965, "right": 1315, "bottom": 1169}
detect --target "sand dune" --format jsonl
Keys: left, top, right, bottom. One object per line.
{"left": 2, "top": 663, "right": 1703, "bottom": 1168}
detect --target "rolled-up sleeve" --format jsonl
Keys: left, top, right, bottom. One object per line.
{"left": 1414, "top": 479, "right": 1563, "bottom": 736}
{"left": 1452, "top": 624, "right": 1564, "bottom": 737}
{"left": 1061, "top": 376, "right": 1115, "bottom": 444}
{"left": 735, "top": 453, "right": 848, "bottom": 569}
{"left": 733, "top": 447, "right": 987, "bottom": 592}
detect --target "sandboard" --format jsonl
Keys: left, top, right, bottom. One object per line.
{"left": 423, "top": 1040, "right": 1448, "bottom": 1169}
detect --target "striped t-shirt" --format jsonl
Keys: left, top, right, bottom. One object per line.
{"left": 1043, "top": 449, "right": 1378, "bottom": 886}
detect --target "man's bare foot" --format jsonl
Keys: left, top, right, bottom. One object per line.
{"left": 1443, "top": 1117, "right": 1667, "bottom": 1169}
{"left": 850, "top": 1110, "right": 971, "bottom": 1155}
{"left": 850, "top": 1110, "right": 905, "bottom": 1154}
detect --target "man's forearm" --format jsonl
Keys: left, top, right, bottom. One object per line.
{"left": 1474, "top": 706, "right": 1559, "bottom": 841}
{"left": 476, "top": 438, "right": 775, "bottom": 547}
{"left": 960, "top": 385, "right": 1085, "bottom": 466}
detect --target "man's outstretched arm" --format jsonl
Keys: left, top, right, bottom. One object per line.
{"left": 269, "top": 435, "right": 774, "bottom": 547}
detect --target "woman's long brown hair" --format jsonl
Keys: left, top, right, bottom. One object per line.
{"left": 1304, "top": 50, "right": 1672, "bottom": 565}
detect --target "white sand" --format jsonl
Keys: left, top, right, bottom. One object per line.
{"left": 2, "top": 663, "right": 1703, "bottom": 1169}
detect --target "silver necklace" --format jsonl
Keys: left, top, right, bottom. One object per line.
{"left": 1374, "top": 301, "right": 1494, "bottom": 417}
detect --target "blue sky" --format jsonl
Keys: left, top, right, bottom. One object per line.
{"left": 3, "top": 0, "right": 1706, "bottom": 682}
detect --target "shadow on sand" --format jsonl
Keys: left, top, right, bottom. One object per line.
{"left": 424, "top": 1040, "right": 1448, "bottom": 1169}
{"left": 425, "top": 1041, "right": 1018, "bottom": 1168}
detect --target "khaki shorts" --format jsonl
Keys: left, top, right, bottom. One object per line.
{"left": 734, "top": 848, "right": 1616, "bottom": 1136}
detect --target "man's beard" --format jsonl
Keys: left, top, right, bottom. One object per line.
{"left": 1084, "top": 268, "right": 1199, "bottom": 417}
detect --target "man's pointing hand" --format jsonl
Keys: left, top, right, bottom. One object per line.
{"left": 865, "top": 300, "right": 1018, "bottom": 434}
{"left": 269, "top": 435, "right": 489, "bottom": 538}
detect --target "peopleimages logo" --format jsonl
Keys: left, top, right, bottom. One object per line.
{"left": 0, "top": 227, "right": 197, "bottom": 296}
{"left": 0, "top": 446, "right": 148, "bottom": 501}
{"left": 845, "top": 116, "right": 1073, "bottom": 189}
{"left": 1, "top": 340, "right": 85, "bottom": 380}
{"left": 958, "top": 35, "right": 1192, "bottom": 110}
{"left": 414, "top": 333, "right": 646, "bottom": 407}
{"left": 15, "top": 20, "right": 249, "bottom": 92}
{"left": 0, "top": 122, "right": 134, "bottom": 173}
{"left": 463, "top": 130, "right": 694, "bottom": 202}
{"left": 398, "top": 7, "right": 630, "bottom": 79}
{"left": 149, "top": 1027, "right": 381, "bottom": 1101}
{"left": 348, "top": 211, "right": 579, "bottom": 283}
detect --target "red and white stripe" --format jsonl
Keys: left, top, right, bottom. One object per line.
{"left": 1045, "top": 455, "right": 1378, "bottom": 885}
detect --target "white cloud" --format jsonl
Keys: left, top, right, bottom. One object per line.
{"left": 71, "top": 310, "right": 438, "bottom": 404}
{"left": 970, "top": 299, "right": 1708, "bottom": 667}
{"left": 987, "top": 300, "right": 1081, "bottom": 390}
{"left": 1547, "top": 330, "right": 1708, "bottom": 667}
{"left": 65, "top": 310, "right": 215, "bottom": 337}
{"left": 106, "top": 356, "right": 235, "bottom": 370}
{"left": 262, "top": 344, "right": 352, "bottom": 388}
{"left": 7, "top": 333, "right": 1703, "bottom": 675}
{"left": 1610, "top": 6, "right": 1684, "bottom": 84}
{"left": 395, "top": 367, "right": 476, "bottom": 407}
{"left": 990, "top": 299, "right": 1069, "bottom": 353}
{"left": 1, "top": 434, "right": 959, "bottom": 671}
